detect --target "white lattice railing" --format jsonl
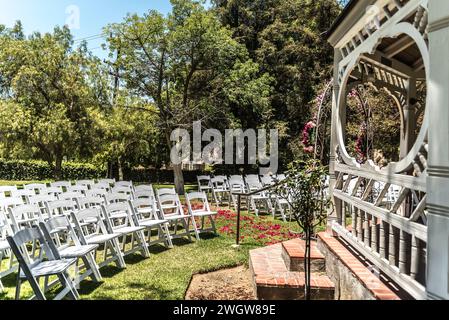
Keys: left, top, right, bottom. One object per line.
{"left": 331, "top": 163, "right": 427, "bottom": 299}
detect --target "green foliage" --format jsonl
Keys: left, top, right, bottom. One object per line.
{"left": 0, "top": 159, "right": 105, "bottom": 181}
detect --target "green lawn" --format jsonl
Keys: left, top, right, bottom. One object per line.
{"left": 0, "top": 187, "right": 301, "bottom": 300}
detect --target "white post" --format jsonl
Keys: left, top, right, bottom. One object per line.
{"left": 328, "top": 48, "right": 343, "bottom": 233}
{"left": 426, "top": 0, "right": 449, "bottom": 300}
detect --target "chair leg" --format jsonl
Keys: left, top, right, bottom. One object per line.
{"left": 210, "top": 216, "right": 217, "bottom": 235}
{"left": 15, "top": 273, "right": 22, "bottom": 300}
{"left": 162, "top": 224, "right": 173, "bottom": 248}
{"left": 57, "top": 272, "right": 79, "bottom": 300}
{"left": 136, "top": 231, "right": 150, "bottom": 258}
{"left": 111, "top": 239, "right": 126, "bottom": 268}
{"left": 183, "top": 218, "right": 192, "bottom": 241}
{"left": 190, "top": 216, "right": 201, "bottom": 241}
{"left": 84, "top": 252, "right": 103, "bottom": 282}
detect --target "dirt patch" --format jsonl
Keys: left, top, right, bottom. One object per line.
{"left": 185, "top": 266, "right": 256, "bottom": 300}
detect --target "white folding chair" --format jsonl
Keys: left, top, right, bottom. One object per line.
{"left": 42, "top": 186, "right": 64, "bottom": 197}
{"left": 50, "top": 181, "right": 72, "bottom": 192}
{"left": 67, "top": 185, "right": 88, "bottom": 195}
{"left": 58, "top": 191, "right": 83, "bottom": 202}
{"left": 1, "top": 196, "right": 27, "bottom": 214}
{"left": 0, "top": 210, "right": 15, "bottom": 291}
{"left": 24, "top": 183, "right": 47, "bottom": 195}
{"left": 10, "top": 189, "right": 36, "bottom": 204}
{"left": 185, "top": 192, "right": 217, "bottom": 240}
{"left": 28, "top": 195, "right": 57, "bottom": 219}
{"left": 115, "top": 181, "right": 133, "bottom": 190}
{"left": 102, "top": 203, "right": 149, "bottom": 258}
{"left": 45, "top": 200, "right": 77, "bottom": 218}
{"left": 0, "top": 186, "right": 18, "bottom": 198}
{"left": 7, "top": 227, "right": 79, "bottom": 300}
{"left": 260, "top": 175, "right": 274, "bottom": 186}
{"left": 129, "top": 199, "right": 173, "bottom": 248}
{"left": 97, "top": 179, "right": 116, "bottom": 187}
{"left": 86, "top": 188, "right": 108, "bottom": 198}
{"left": 197, "top": 175, "right": 212, "bottom": 199}
{"left": 211, "top": 177, "right": 229, "bottom": 206}
{"left": 71, "top": 208, "right": 125, "bottom": 269}
{"left": 158, "top": 194, "right": 192, "bottom": 241}
{"left": 8, "top": 204, "right": 44, "bottom": 233}
{"left": 246, "top": 180, "right": 274, "bottom": 217}
{"left": 111, "top": 186, "right": 134, "bottom": 199}
{"left": 76, "top": 180, "right": 95, "bottom": 189}
{"left": 76, "top": 196, "right": 105, "bottom": 210}
{"left": 39, "top": 216, "right": 102, "bottom": 285}
{"left": 228, "top": 176, "right": 247, "bottom": 210}
{"left": 105, "top": 193, "right": 129, "bottom": 205}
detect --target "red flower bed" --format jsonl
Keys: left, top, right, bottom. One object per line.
{"left": 216, "top": 209, "right": 300, "bottom": 245}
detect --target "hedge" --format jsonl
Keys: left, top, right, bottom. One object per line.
{"left": 0, "top": 159, "right": 106, "bottom": 181}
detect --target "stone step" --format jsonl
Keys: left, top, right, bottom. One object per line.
{"left": 249, "top": 243, "right": 335, "bottom": 300}
{"left": 281, "top": 238, "right": 326, "bottom": 272}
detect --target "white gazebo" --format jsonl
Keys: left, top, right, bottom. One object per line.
{"left": 327, "top": 0, "right": 449, "bottom": 299}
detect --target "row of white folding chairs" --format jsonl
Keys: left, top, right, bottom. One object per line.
{"left": 0, "top": 189, "right": 217, "bottom": 299}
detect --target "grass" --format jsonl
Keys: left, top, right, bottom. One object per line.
{"left": 0, "top": 188, "right": 301, "bottom": 300}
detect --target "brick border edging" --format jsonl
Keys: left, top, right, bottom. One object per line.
{"left": 317, "top": 232, "right": 401, "bottom": 300}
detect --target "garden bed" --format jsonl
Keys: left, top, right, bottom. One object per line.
{"left": 185, "top": 266, "right": 255, "bottom": 300}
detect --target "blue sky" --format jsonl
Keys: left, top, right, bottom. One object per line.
{"left": 0, "top": 0, "right": 210, "bottom": 58}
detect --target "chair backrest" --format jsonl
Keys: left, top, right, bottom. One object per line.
{"left": 91, "top": 182, "right": 110, "bottom": 191}
{"left": 260, "top": 175, "right": 274, "bottom": 186}
{"left": 58, "top": 191, "right": 83, "bottom": 201}
{"left": 247, "top": 180, "right": 263, "bottom": 192}
{"left": 71, "top": 208, "right": 109, "bottom": 244}
{"left": 0, "top": 185, "right": 18, "bottom": 193}
{"left": 134, "top": 185, "right": 154, "bottom": 193}
{"left": 42, "top": 186, "right": 64, "bottom": 197}
{"left": 102, "top": 202, "right": 135, "bottom": 231}
{"left": 98, "top": 178, "right": 116, "bottom": 186}
{"left": 24, "top": 183, "right": 48, "bottom": 194}
{"left": 76, "top": 196, "right": 105, "bottom": 210}
{"left": 197, "top": 175, "right": 211, "bottom": 187}
{"left": 8, "top": 204, "right": 44, "bottom": 233}
{"left": 7, "top": 227, "right": 55, "bottom": 276}
{"left": 45, "top": 200, "right": 76, "bottom": 218}
{"left": 76, "top": 180, "right": 95, "bottom": 188}
{"left": 28, "top": 194, "right": 57, "bottom": 217}
{"left": 157, "top": 188, "right": 176, "bottom": 198}
{"left": 186, "top": 192, "right": 211, "bottom": 214}
{"left": 0, "top": 210, "right": 13, "bottom": 241}
{"left": 129, "top": 198, "right": 158, "bottom": 221}
{"left": 10, "top": 189, "right": 36, "bottom": 202}
{"left": 115, "top": 181, "right": 133, "bottom": 189}
{"left": 228, "top": 176, "right": 246, "bottom": 192}
{"left": 157, "top": 194, "right": 184, "bottom": 217}
{"left": 245, "top": 175, "right": 260, "bottom": 184}
{"left": 50, "top": 181, "right": 72, "bottom": 190}
{"left": 1, "top": 196, "right": 26, "bottom": 212}
{"left": 134, "top": 190, "right": 156, "bottom": 200}
{"left": 86, "top": 188, "right": 108, "bottom": 198}
{"left": 67, "top": 185, "right": 88, "bottom": 194}
{"left": 39, "top": 215, "right": 80, "bottom": 254}
{"left": 105, "top": 192, "right": 129, "bottom": 204}
{"left": 111, "top": 186, "right": 134, "bottom": 197}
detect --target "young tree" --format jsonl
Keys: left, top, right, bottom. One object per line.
{"left": 105, "top": 0, "right": 272, "bottom": 194}
{"left": 275, "top": 159, "right": 331, "bottom": 300}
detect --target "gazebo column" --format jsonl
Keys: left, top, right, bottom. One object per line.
{"left": 426, "top": 0, "right": 449, "bottom": 300}
{"left": 328, "top": 48, "right": 343, "bottom": 234}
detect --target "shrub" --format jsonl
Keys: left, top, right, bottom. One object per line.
{"left": 0, "top": 159, "right": 106, "bottom": 181}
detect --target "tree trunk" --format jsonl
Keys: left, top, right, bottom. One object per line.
{"left": 118, "top": 157, "right": 124, "bottom": 181}
{"left": 54, "top": 154, "right": 63, "bottom": 181}
{"left": 173, "top": 163, "right": 185, "bottom": 195}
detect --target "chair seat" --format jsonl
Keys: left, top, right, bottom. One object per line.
{"left": 0, "top": 239, "right": 9, "bottom": 251}
{"left": 114, "top": 226, "right": 145, "bottom": 235}
{"left": 20, "top": 258, "right": 76, "bottom": 278}
{"left": 191, "top": 211, "right": 217, "bottom": 217}
{"left": 58, "top": 244, "right": 99, "bottom": 259}
{"left": 85, "top": 233, "right": 120, "bottom": 245}
{"left": 164, "top": 214, "right": 188, "bottom": 221}
{"left": 137, "top": 208, "right": 155, "bottom": 215}
{"left": 139, "top": 219, "right": 168, "bottom": 227}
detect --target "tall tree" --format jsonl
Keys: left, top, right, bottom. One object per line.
{"left": 105, "top": 0, "right": 272, "bottom": 193}
{"left": 0, "top": 25, "right": 100, "bottom": 178}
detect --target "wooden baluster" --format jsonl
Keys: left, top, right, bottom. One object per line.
{"left": 410, "top": 236, "right": 420, "bottom": 280}
{"left": 352, "top": 206, "right": 357, "bottom": 237}
{"left": 364, "top": 212, "right": 370, "bottom": 247}
{"left": 389, "top": 225, "right": 397, "bottom": 266}
{"left": 399, "top": 230, "right": 411, "bottom": 274}
{"left": 357, "top": 210, "right": 364, "bottom": 242}
{"left": 379, "top": 220, "right": 387, "bottom": 259}
{"left": 371, "top": 215, "right": 377, "bottom": 252}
